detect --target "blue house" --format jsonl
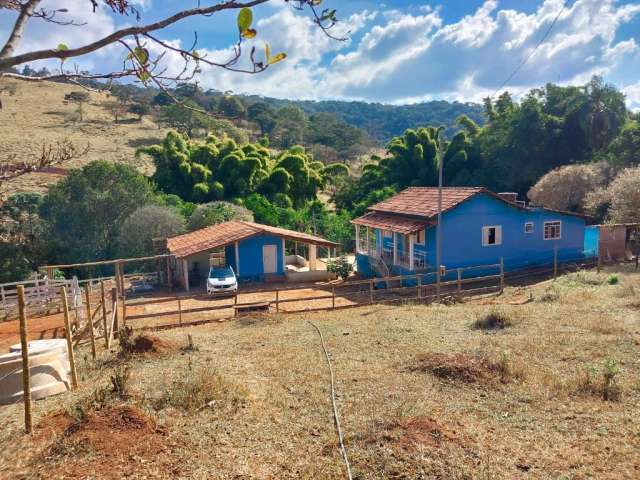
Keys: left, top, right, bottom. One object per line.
{"left": 352, "top": 187, "right": 588, "bottom": 280}
{"left": 166, "top": 221, "right": 338, "bottom": 290}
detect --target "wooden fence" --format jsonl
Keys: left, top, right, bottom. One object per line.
{"left": 0, "top": 272, "right": 157, "bottom": 322}
{"left": 118, "top": 262, "right": 505, "bottom": 331}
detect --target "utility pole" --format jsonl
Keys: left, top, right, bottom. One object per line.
{"left": 435, "top": 133, "right": 444, "bottom": 302}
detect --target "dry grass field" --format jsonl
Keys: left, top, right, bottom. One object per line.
{"left": 0, "top": 78, "right": 167, "bottom": 200}
{"left": 0, "top": 265, "right": 639, "bottom": 479}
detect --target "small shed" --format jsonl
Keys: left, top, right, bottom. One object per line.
{"left": 595, "top": 223, "right": 640, "bottom": 262}
{"left": 166, "top": 221, "right": 339, "bottom": 290}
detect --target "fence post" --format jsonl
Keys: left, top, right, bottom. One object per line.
{"left": 60, "top": 286, "right": 78, "bottom": 390}
{"left": 84, "top": 286, "right": 96, "bottom": 360}
{"left": 597, "top": 252, "right": 602, "bottom": 273}
{"left": 178, "top": 297, "right": 182, "bottom": 325}
{"left": 417, "top": 275, "right": 422, "bottom": 299}
{"left": 636, "top": 254, "right": 639, "bottom": 271}
{"left": 457, "top": 268, "right": 462, "bottom": 295}
{"left": 553, "top": 247, "right": 558, "bottom": 281}
{"left": 369, "top": 279, "right": 374, "bottom": 304}
{"left": 1, "top": 285, "right": 6, "bottom": 320}
{"left": 100, "top": 281, "right": 108, "bottom": 348}
{"left": 17, "top": 286, "right": 32, "bottom": 434}
{"left": 332, "top": 285, "right": 336, "bottom": 309}
{"left": 499, "top": 257, "right": 505, "bottom": 293}
{"left": 275, "top": 289, "right": 280, "bottom": 312}
{"left": 111, "top": 288, "right": 119, "bottom": 333}
{"left": 122, "top": 289, "right": 127, "bottom": 327}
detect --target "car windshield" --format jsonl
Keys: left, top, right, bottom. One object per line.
{"left": 209, "top": 267, "right": 234, "bottom": 279}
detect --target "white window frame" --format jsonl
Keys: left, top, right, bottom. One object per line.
{"left": 524, "top": 222, "right": 534, "bottom": 234}
{"left": 544, "top": 221, "right": 562, "bottom": 240}
{"left": 482, "top": 225, "right": 502, "bottom": 247}
{"left": 414, "top": 229, "right": 425, "bottom": 246}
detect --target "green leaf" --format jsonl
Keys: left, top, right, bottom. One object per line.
{"left": 268, "top": 52, "right": 287, "bottom": 65}
{"left": 57, "top": 43, "right": 69, "bottom": 51}
{"left": 237, "top": 7, "right": 253, "bottom": 32}
{"left": 133, "top": 47, "right": 149, "bottom": 65}
{"left": 137, "top": 70, "right": 150, "bottom": 82}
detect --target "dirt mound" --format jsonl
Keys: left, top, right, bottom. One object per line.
{"left": 130, "top": 333, "right": 175, "bottom": 354}
{"left": 39, "top": 405, "right": 181, "bottom": 479}
{"left": 386, "top": 417, "right": 461, "bottom": 451}
{"left": 118, "top": 328, "right": 177, "bottom": 356}
{"left": 408, "top": 352, "right": 499, "bottom": 384}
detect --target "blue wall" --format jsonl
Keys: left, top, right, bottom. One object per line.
{"left": 224, "top": 234, "right": 284, "bottom": 281}
{"left": 426, "top": 193, "right": 586, "bottom": 271}
{"left": 359, "top": 193, "right": 587, "bottom": 280}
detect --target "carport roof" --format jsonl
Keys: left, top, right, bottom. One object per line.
{"left": 167, "top": 221, "right": 339, "bottom": 258}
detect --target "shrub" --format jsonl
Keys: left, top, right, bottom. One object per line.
{"left": 575, "top": 357, "right": 622, "bottom": 401}
{"left": 326, "top": 255, "right": 353, "bottom": 280}
{"left": 153, "top": 365, "right": 247, "bottom": 412}
{"left": 606, "top": 274, "right": 619, "bottom": 285}
{"left": 602, "top": 357, "right": 622, "bottom": 401}
{"left": 472, "top": 309, "right": 513, "bottom": 330}
{"left": 117, "top": 205, "right": 185, "bottom": 257}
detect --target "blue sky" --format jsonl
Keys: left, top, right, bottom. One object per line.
{"left": 2, "top": 0, "right": 640, "bottom": 108}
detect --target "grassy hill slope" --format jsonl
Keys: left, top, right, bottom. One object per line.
{"left": 0, "top": 79, "right": 168, "bottom": 200}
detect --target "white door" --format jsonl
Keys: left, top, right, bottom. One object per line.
{"left": 262, "top": 245, "right": 278, "bottom": 274}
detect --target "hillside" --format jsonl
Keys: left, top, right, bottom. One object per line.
{"left": 0, "top": 79, "right": 168, "bottom": 200}
{"left": 0, "top": 266, "right": 638, "bottom": 478}
{"left": 240, "top": 95, "right": 485, "bottom": 143}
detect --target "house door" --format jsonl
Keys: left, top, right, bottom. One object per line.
{"left": 262, "top": 245, "right": 278, "bottom": 274}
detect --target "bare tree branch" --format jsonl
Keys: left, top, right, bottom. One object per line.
{"left": 0, "top": 0, "right": 43, "bottom": 59}
{"left": 0, "top": 0, "right": 271, "bottom": 70}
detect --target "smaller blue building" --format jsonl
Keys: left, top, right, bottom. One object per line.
{"left": 166, "top": 221, "right": 338, "bottom": 290}
{"left": 352, "top": 187, "right": 588, "bottom": 280}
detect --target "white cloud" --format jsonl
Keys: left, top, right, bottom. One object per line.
{"left": 320, "top": 0, "right": 640, "bottom": 103}
{"left": 2, "top": 0, "right": 639, "bottom": 108}
{"left": 624, "top": 82, "right": 640, "bottom": 110}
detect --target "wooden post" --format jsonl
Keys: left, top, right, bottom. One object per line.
{"left": 553, "top": 248, "right": 558, "bottom": 281}
{"left": 111, "top": 288, "right": 118, "bottom": 333}
{"left": 166, "top": 257, "right": 173, "bottom": 293}
{"left": 84, "top": 286, "right": 96, "bottom": 360}
{"left": 417, "top": 275, "right": 422, "bottom": 299}
{"left": 178, "top": 297, "right": 182, "bottom": 325}
{"left": 597, "top": 252, "right": 602, "bottom": 273}
{"left": 17, "top": 286, "right": 32, "bottom": 434}
{"left": 457, "top": 268, "right": 462, "bottom": 295}
{"left": 635, "top": 254, "right": 639, "bottom": 271}
{"left": 100, "top": 281, "right": 108, "bottom": 348}
{"left": 332, "top": 285, "right": 336, "bottom": 309}
{"left": 500, "top": 257, "right": 505, "bottom": 293}
{"left": 1, "top": 285, "right": 6, "bottom": 320}
{"left": 275, "top": 289, "right": 280, "bottom": 312}
{"left": 60, "top": 287, "right": 78, "bottom": 390}
{"left": 121, "top": 289, "right": 127, "bottom": 327}
{"left": 369, "top": 279, "right": 374, "bottom": 304}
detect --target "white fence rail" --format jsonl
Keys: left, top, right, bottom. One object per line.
{"left": 1, "top": 271, "right": 160, "bottom": 321}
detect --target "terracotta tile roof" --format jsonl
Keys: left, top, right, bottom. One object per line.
{"left": 167, "top": 221, "right": 338, "bottom": 258}
{"left": 368, "top": 187, "right": 486, "bottom": 218}
{"left": 352, "top": 212, "right": 432, "bottom": 234}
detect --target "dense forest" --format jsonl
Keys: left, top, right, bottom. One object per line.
{"left": 1, "top": 75, "right": 639, "bottom": 282}
{"left": 239, "top": 96, "right": 485, "bottom": 143}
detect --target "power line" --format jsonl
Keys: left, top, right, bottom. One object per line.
{"left": 492, "top": 1, "right": 568, "bottom": 98}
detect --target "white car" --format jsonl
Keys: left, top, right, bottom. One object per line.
{"left": 207, "top": 266, "right": 238, "bottom": 295}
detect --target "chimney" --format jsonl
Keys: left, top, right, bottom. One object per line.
{"left": 498, "top": 192, "right": 518, "bottom": 203}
